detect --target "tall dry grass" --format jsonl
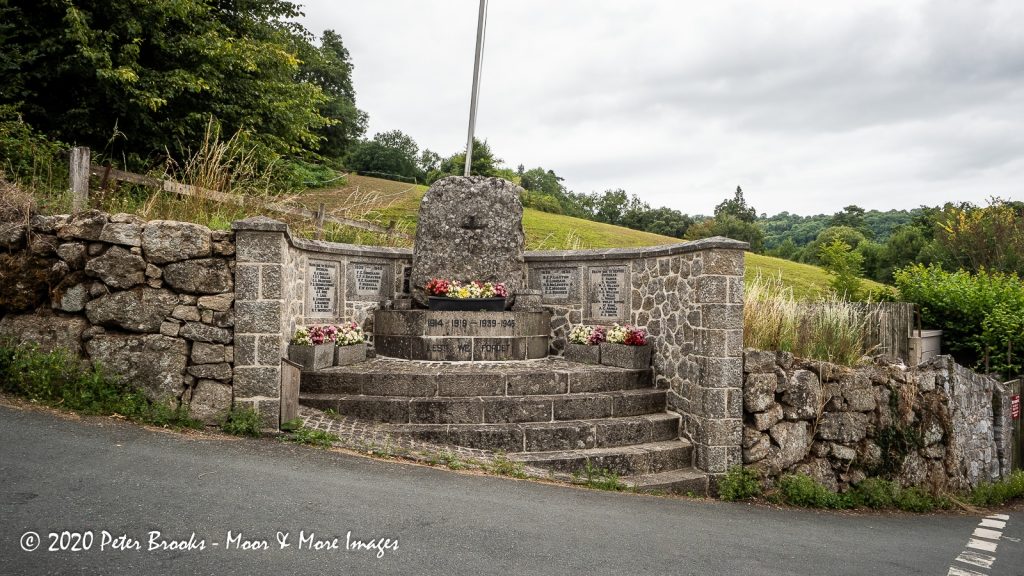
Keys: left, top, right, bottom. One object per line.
{"left": 744, "top": 274, "right": 870, "bottom": 366}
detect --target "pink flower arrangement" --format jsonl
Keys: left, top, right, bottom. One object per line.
{"left": 607, "top": 323, "right": 648, "bottom": 346}
{"left": 425, "top": 278, "right": 508, "bottom": 299}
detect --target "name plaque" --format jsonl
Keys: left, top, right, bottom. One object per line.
{"left": 307, "top": 260, "right": 338, "bottom": 317}
{"left": 539, "top": 268, "right": 573, "bottom": 299}
{"left": 353, "top": 263, "right": 385, "bottom": 296}
{"left": 588, "top": 266, "right": 626, "bottom": 320}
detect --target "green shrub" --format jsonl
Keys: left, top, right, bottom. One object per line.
{"left": 488, "top": 452, "right": 527, "bottom": 479}
{"left": 220, "top": 407, "right": 264, "bottom": 438}
{"left": 718, "top": 466, "right": 762, "bottom": 501}
{"left": 846, "top": 477, "right": 897, "bottom": 508}
{"left": 0, "top": 342, "right": 199, "bottom": 429}
{"left": 895, "top": 264, "right": 1024, "bottom": 379}
{"left": 283, "top": 427, "right": 339, "bottom": 448}
{"left": 776, "top": 474, "right": 847, "bottom": 508}
{"left": 970, "top": 471, "right": 1024, "bottom": 507}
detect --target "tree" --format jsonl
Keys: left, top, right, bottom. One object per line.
{"left": 932, "top": 198, "right": 1024, "bottom": 276}
{"left": 427, "top": 138, "right": 502, "bottom": 182}
{"left": 686, "top": 214, "right": 764, "bottom": 252}
{"left": 714, "top": 185, "right": 757, "bottom": 223}
{"left": 829, "top": 205, "right": 868, "bottom": 233}
{"left": 803, "top": 226, "right": 868, "bottom": 264}
{"left": 0, "top": 0, "right": 333, "bottom": 163}
{"left": 345, "top": 130, "right": 421, "bottom": 182}
{"left": 819, "top": 239, "right": 864, "bottom": 299}
{"left": 298, "top": 29, "right": 367, "bottom": 159}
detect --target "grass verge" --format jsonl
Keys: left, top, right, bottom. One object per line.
{"left": 0, "top": 342, "right": 200, "bottom": 429}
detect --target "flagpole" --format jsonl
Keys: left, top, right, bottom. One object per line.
{"left": 464, "top": 0, "right": 488, "bottom": 177}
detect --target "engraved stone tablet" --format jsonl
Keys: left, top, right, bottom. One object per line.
{"left": 588, "top": 266, "right": 626, "bottom": 321}
{"left": 307, "top": 260, "right": 338, "bottom": 317}
{"left": 539, "top": 268, "right": 573, "bottom": 299}
{"left": 353, "top": 263, "right": 385, "bottom": 296}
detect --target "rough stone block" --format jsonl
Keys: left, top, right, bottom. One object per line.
{"left": 187, "top": 362, "right": 232, "bottom": 382}
{"left": 0, "top": 312, "right": 89, "bottom": 356}
{"left": 99, "top": 221, "right": 142, "bottom": 247}
{"left": 695, "top": 275, "right": 728, "bottom": 304}
{"left": 188, "top": 379, "right": 232, "bottom": 424}
{"left": 234, "top": 300, "right": 281, "bottom": 334}
{"left": 159, "top": 321, "right": 181, "bottom": 337}
{"left": 699, "top": 356, "right": 743, "bottom": 389}
{"left": 599, "top": 343, "right": 652, "bottom": 369}
{"left": 172, "top": 305, "right": 201, "bottom": 322}
{"left": 85, "top": 334, "right": 187, "bottom": 401}
{"left": 817, "top": 412, "right": 870, "bottom": 443}
{"left": 701, "top": 303, "right": 743, "bottom": 331}
{"left": 507, "top": 371, "right": 568, "bottom": 395}
{"left": 780, "top": 369, "right": 824, "bottom": 420}
{"left": 235, "top": 231, "right": 284, "bottom": 264}
{"left": 141, "top": 221, "right": 212, "bottom": 264}
{"left": 744, "top": 373, "right": 777, "bottom": 412}
{"left": 198, "top": 293, "right": 234, "bottom": 312}
{"left": 179, "top": 322, "right": 232, "bottom": 344}
{"left": 235, "top": 264, "right": 260, "bottom": 300}
{"left": 410, "top": 399, "right": 484, "bottom": 424}
{"left": 703, "top": 250, "right": 744, "bottom": 276}
{"left": 85, "top": 288, "right": 178, "bottom": 333}
{"left": 163, "top": 258, "right": 232, "bottom": 294}
{"left": 753, "top": 403, "right": 783, "bottom": 431}
{"left": 234, "top": 366, "right": 279, "bottom": 397}
{"left": 192, "top": 342, "right": 227, "bottom": 365}
{"left": 261, "top": 264, "right": 282, "bottom": 299}
{"left": 85, "top": 245, "right": 146, "bottom": 289}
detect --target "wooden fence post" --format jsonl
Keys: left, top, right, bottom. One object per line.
{"left": 69, "top": 146, "right": 90, "bottom": 212}
{"left": 315, "top": 203, "right": 325, "bottom": 240}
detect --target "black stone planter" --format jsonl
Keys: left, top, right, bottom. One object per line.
{"left": 428, "top": 296, "right": 506, "bottom": 312}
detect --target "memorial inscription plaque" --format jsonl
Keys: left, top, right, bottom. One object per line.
{"left": 539, "top": 268, "right": 574, "bottom": 299}
{"left": 352, "top": 263, "right": 385, "bottom": 296}
{"left": 588, "top": 266, "right": 627, "bottom": 321}
{"left": 307, "top": 260, "right": 339, "bottom": 317}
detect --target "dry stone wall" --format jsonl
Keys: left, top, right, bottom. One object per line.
{"left": 742, "top": 349, "right": 1012, "bottom": 492}
{"left": 0, "top": 211, "right": 235, "bottom": 423}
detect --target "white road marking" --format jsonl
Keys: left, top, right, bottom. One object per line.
{"left": 979, "top": 518, "right": 1006, "bottom": 529}
{"left": 972, "top": 527, "right": 1003, "bottom": 540}
{"left": 967, "top": 538, "right": 998, "bottom": 552}
{"left": 955, "top": 550, "right": 996, "bottom": 569}
{"left": 987, "top": 514, "right": 1010, "bottom": 521}
{"left": 948, "top": 566, "right": 986, "bottom": 576}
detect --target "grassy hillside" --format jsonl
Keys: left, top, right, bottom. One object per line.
{"left": 745, "top": 252, "right": 888, "bottom": 300}
{"left": 308, "top": 174, "right": 679, "bottom": 250}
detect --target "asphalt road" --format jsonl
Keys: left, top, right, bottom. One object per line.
{"left": 1, "top": 402, "right": 1021, "bottom": 576}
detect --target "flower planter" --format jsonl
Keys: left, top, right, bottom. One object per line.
{"left": 428, "top": 296, "right": 506, "bottom": 312}
{"left": 599, "top": 342, "right": 652, "bottom": 369}
{"left": 334, "top": 343, "right": 367, "bottom": 366}
{"left": 563, "top": 342, "right": 601, "bottom": 365}
{"left": 288, "top": 343, "right": 335, "bottom": 371}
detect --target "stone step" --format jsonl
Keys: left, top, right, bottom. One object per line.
{"left": 506, "top": 439, "right": 693, "bottom": 477}
{"left": 378, "top": 413, "right": 681, "bottom": 453}
{"left": 299, "top": 388, "right": 667, "bottom": 425}
{"left": 300, "top": 356, "right": 653, "bottom": 396}
{"left": 623, "top": 468, "right": 708, "bottom": 495}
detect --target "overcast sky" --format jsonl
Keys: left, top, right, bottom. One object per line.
{"left": 295, "top": 0, "right": 1024, "bottom": 217}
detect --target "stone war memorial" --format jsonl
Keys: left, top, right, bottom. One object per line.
{"left": 1, "top": 175, "right": 1012, "bottom": 496}
{"left": 232, "top": 175, "right": 750, "bottom": 494}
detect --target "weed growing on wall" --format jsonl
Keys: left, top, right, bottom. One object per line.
{"left": 0, "top": 342, "right": 200, "bottom": 429}
{"left": 718, "top": 466, "right": 763, "bottom": 501}
{"left": 220, "top": 407, "right": 264, "bottom": 438}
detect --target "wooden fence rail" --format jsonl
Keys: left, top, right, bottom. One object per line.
{"left": 79, "top": 152, "right": 410, "bottom": 240}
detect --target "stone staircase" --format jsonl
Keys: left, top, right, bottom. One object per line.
{"left": 299, "top": 357, "right": 705, "bottom": 493}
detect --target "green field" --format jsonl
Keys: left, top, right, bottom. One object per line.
{"left": 744, "top": 253, "right": 887, "bottom": 300}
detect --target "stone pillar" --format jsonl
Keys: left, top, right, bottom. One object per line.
{"left": 692, "top": 247, "right": 745, "bottom": 480}
{"left": 232, "top": 217, "right": 290, "bottom": 427}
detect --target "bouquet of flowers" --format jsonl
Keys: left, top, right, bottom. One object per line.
{"left": 291, "top": 324, "right": 348, "bottom": 345}
{"left": 336, "top": 321, "right": 365, "bottom": 346}
{"left": 568, "top": 324, "right": 607, "bottom": 345}
{"left": 425, "top": 278, "right": 508, "bottom": 299}
{"left": 606, "top": 323, "right": 648, "bottom": 346}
